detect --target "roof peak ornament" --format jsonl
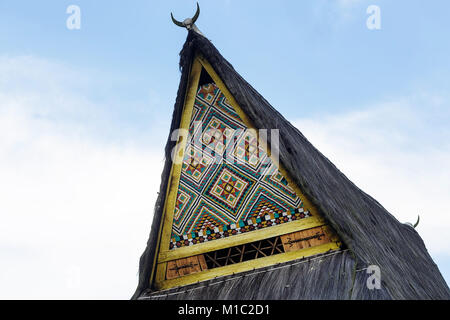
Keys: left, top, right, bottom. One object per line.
{"left": 404, "top": 215, "right": 420, "bottom": 229}
{"left": 171, "top": 2, "right": 204, "bottom": 36}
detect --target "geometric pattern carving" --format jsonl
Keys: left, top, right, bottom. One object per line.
{"left": 170, "top": 83, "right": 311, "bottom": 249}
{"left": 209, "top": 168, "right": 249, "bottom": 209}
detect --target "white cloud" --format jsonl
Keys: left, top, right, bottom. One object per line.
{"left": 0, "top": 56, "right": 164, "bottom": 299}
{"left": 294, "top": 94, "right": 450, "bottom": 258}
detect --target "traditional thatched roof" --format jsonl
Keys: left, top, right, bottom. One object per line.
{"left": 133, "top": 31, "right": 450, "bottom": 300}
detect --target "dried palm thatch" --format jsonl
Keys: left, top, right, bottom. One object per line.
{"left": 132, "top": 31, "right": 450, "bottom": 300}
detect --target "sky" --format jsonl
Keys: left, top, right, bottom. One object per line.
{"left": 0, "top": 0, "right": 449, "bottom": 299}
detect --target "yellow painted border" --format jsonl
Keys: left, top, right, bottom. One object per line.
{"left": 155, "top": 242, "right": 340, "bottom": 290}
{"left": 153, "top": 56, "right": 203, "bottom": 286}
{"left": 158, "top": 58, "right": 203, "bottom": 254}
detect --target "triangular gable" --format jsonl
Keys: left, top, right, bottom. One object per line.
{"left": 151, "top": 54, "right": 341, "bottom": 290}
{"left": 134, "top": 31, "right": 450, "bottom": 300}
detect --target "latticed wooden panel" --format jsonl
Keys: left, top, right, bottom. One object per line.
{"left": 203, "top": 236, "right": 285, "bottom": 269}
